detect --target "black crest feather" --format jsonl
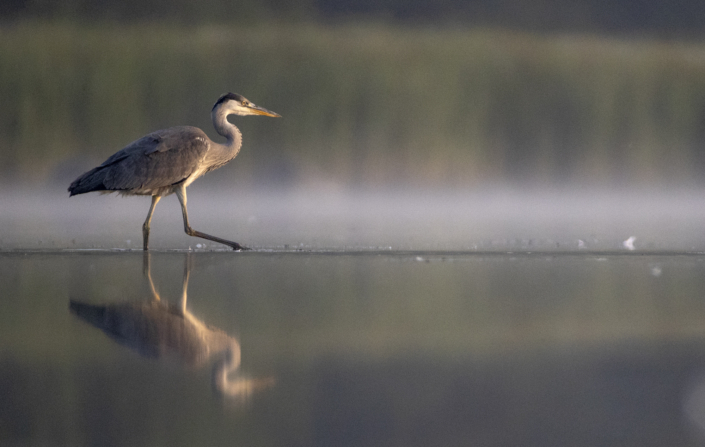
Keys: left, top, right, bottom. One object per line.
{"left": 213, "top": 92, "right": 244, "bottom": 110}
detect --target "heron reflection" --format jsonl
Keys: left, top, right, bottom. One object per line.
{"left": 69, "top": 253, "right": 273, "bottom": 401}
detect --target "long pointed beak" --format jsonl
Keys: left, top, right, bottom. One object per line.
{"left": 249, "top": 104, "right": 281, "bottom": 117}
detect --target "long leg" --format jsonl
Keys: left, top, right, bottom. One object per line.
{"left": 142, "top": 251, "right": 161, "bottom": 301}
{"left": 142, "top": 195, "right": 161, "bottom": 250}
{"left": 180, "top": 253, "right": 191, "bottom": 313}
{"left": 174, "top": 184, "right": 249, "bottom": 251}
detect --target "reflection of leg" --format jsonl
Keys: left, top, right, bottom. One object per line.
{"left": 181, "top": 253, "right": 191, "bottom": 313}
{"left": 142, "top": 251, "right": 150, "bottom": 277}
{"left": 142, "top": 195, "right": 161, "bottom": 250}
{"left": 175, "top": 184, "right": 249, "bottom": 251}
{"left": 143, "top": 251, "right": 161, "bottom": 301}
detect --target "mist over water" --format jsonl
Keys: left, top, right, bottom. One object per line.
{"left": 3, "top": 184, "right": 705, "bottom": 252}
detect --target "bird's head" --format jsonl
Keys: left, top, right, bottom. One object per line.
{"left": 213, "top": 92, "right": 281, "bottom": 117}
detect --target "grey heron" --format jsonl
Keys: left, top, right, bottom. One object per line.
{"left": 68, "top": 93, "right": 280, "bottom": 250}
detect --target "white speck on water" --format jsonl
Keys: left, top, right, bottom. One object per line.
{"left": 577, "top": 239, "right": 586, "bottom": 249}
{"left": 196, "top": 243, "right": 203, "bottom": 249}
{"left": 623, "top": 236, "right": 636, "bottom": 251}
{"left": 651, "top": 265, "right": 662, "bottom": 277}
{"left": 415, "top": 256, "right": 424, "bottom": 262}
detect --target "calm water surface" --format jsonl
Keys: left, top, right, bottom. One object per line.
{"left": 3, "top": 184, "right": 705, "bottom": 446}
{"left": 3, "top": 250, "right": 705, "bottom": 446}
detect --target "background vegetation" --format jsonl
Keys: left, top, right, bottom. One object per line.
{"left": 3, "top": 21, "right": 705, "bottom": 188}
{"left": 5, "top": 0, "right": 705, "bottom": 37}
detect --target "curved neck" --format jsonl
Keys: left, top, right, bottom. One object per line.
{"left": 212, "top": 108, "right": 242, "bottom": 149}
{"left": 212, "top": 342, "right": 243, "bottom": 396}
{"left": 211, "top": 341, "right": 275, "bottom": 400}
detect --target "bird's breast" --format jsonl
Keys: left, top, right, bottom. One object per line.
{"left": 182, "top": 166, "right": 210, "bottom": 188}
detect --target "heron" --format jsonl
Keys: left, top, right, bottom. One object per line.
{"left": 68, "top": 93, "right": 280, "bottom": 251}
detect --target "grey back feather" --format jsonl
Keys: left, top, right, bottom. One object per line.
{"left": 69, "top": 126, "right": 210, "bottom": 196}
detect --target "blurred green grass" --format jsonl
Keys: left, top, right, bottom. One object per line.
{"left": 2, "top": 21, "right": 705, "bottom": 187}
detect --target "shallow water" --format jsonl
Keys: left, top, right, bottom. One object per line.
{"left": 4, "top": 186, "right": 705, "bottom": 445}
{"left": 4, "top": 250, "right": 705, "bottom": 446}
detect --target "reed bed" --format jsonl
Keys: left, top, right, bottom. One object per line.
{"left": 2, "top": 21, "right": 705, "bottom": 187}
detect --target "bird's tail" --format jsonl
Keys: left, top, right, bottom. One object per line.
{"left": 68, "top": 167, "right": 108, "bottom": 196}
{"left": 69, "top": 300, "right": 108, "bottom": 326}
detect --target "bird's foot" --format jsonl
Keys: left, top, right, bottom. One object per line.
{"left": 186, "top": 227, "right": 250, "bottom": 251}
